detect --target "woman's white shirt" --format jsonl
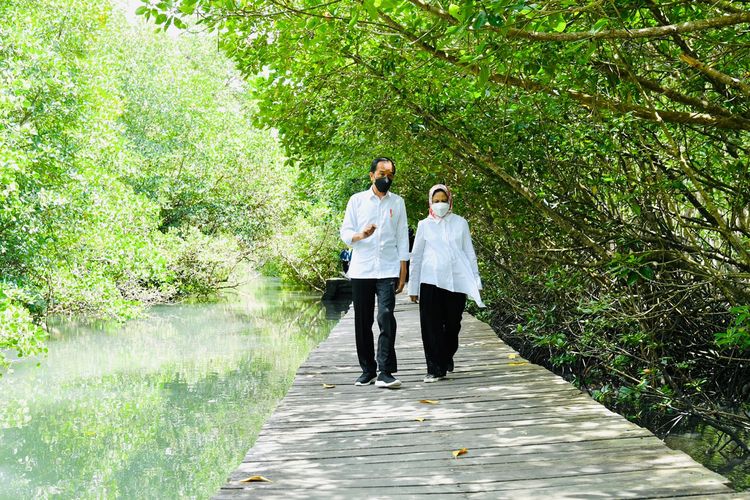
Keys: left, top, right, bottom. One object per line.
{"left": 408, "top": 213, "right": 484, "bottom": 307}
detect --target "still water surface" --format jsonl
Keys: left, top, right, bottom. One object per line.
{"left": 0, "top": 278, "right": 346, "bottom": 499}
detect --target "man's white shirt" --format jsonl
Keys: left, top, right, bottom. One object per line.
{"left": 407, "top": 213, "right": 484, "bottom": 307}
{"left": 340, "top": 187, "right": 409, "bottom": 279}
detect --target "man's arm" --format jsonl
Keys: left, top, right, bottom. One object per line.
{"left": 341, "top": 196, "right": 376, "bottom": 244}
{"left": 396, "top": 260, "right": 407, "bottom": 294}
{"left": 340, "top": 197, "right": 357, "bottom": 246}
{"left": 395, "top": 198, "right": 409, "bottom": 294}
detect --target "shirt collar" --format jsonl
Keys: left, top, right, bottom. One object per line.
{"left": 369, "top": 185, "right": 391, "bottom": 199}
{"left": 429, "top": 212, "right": 451, "bottom": 224}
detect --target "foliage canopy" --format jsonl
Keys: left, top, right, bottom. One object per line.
{"left": 140, "top": 0, "right": 750, "bottom": 449}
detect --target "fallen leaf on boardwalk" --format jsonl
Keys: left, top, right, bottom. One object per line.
{"left": 415, "top": 417, "right": 427, "bottom": 422}
{"left": 508, "top": 353, "right": 518, "bottom": 359}
{"left": 322, "top": 383, "right": 336, "bottom": 389}
{"left": 239, "top": 475, "right": 272, "bottom": 483}
{"left": 508, "top": 361, "right": 529, "bottom": 366}
{"left": 452, "top": 448, "right": 468, "bottom": 458}
{"left": 419, "top": 399, "right": 439, "bottom": 404}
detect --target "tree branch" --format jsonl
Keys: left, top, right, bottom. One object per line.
{"left": 406, "top": 0, "right": 750, "bottom": 42}
{"left": 377, "top": 11, "right": 750, "bottom": 130}
{"left": 680, "top": 53, "right": 750, "bottom": 97}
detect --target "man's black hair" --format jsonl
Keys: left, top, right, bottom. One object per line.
{"left": 370, "top": 157, "right": 396, "bottom": 175}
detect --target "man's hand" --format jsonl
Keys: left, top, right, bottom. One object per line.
{"left": 396, "top": 278, "right": 405, "bottom": 294}
{"left": 353, "top": 224, "right": 377, "bottom": 243}
{"left": 409, "top": 295, "right": 418, "bottom": 303}
{"left": 362, "top": 224, "right": 376, "bottom": 238}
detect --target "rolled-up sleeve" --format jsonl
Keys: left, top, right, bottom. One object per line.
{"left": 340, "top": 196, "right": 357, "bottom": 246}
{"left": 396, "top": 198, "right": 409, "bottom": 262}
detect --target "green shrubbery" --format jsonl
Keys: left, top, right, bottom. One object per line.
{"left": 0, "top": 0, "right": 293, "bottom": 374}
{"left": 0, "top": 285, "right": 47, "bottom": 374}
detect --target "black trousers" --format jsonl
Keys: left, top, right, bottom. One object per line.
{"left": 351, "top": 278, "right": 398, "bottom": 374}
{"left": 419, "top": 283, "right": 467, "bottom": 376}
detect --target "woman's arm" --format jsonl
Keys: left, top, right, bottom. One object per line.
{"left": 462, "top": 219, "right": 482, "bottom": 290}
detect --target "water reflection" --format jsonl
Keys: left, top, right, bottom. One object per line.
{"left": 0, "top": 278, "right": 342, "bottom": 499}
{"left": 322, "top": 298, "right": 352, "bottom": 321}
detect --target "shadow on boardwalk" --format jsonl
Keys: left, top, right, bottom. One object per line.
{"left": 215, "top": 295, "right": 746, "bottom": 499}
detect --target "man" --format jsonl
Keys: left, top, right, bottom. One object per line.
{"left": 339, "top": 248, "right": 352, "bottom": 274}
{"left": 340, "top": 157, "right": 409, "bottom": 388}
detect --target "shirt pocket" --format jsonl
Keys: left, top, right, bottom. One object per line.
{"left": 356, "top": 203, "right": 377, "bottom": 230}
{"left": 378, "top": 204, "right": 396, "bottom": 231}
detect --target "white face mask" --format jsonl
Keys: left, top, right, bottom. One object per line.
{"left": 432, "top": 202, "right": 450, "bottom": 218}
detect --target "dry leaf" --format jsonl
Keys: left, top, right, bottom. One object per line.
{"left": 322, "top": 383, "right": 336, "bottom": 389}
{"left": 508, "top": 353, "right": 518, "bottom": 359}
{"left": 415, "top": 417, "right": 426, "bottom": 422}
{"left": 508, "top": 361, "right": 529, "bottom": 366}
{"left": 240, "top": 475, "right": 272, "bottom": 483}
{"left": 452, "top": 448, "right": 468, "bottom": 458}
{"left": 419, "top": 399, "right": 439, "bottom": 404}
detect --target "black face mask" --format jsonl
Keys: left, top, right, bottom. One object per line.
{"left": 374, "top": 176, "right": 392, "bottom": 193}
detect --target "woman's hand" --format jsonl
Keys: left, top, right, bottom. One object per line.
{"left": 409, "top": 295, "right": 418, "bottom": 303}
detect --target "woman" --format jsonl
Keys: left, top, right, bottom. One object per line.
{"left": 408, "top": 184, "right": 484, "bottom": 383}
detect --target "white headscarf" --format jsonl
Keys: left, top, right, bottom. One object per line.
{"left": 428, "top": 183, "right": 453, "bottom": 220}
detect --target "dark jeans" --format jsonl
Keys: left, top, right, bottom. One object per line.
{"left": 351, "top": 278, "right": 398, "bottom": 375}
{"left": 419, "top": 283, "right": 467, "bottom": 376}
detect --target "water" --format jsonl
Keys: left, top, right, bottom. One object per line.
{"left": 0, "top": 278, "right": 348, "bottom": 499}
{"left": 665, "top": 424, "right": 750, "bottom": 491}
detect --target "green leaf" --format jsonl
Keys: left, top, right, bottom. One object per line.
{"left": 641, "top": 266, "right": 654, "bottom": 280}
{"left": 363, "top": 0, "right": 378, "bottom": 17}
{"left": 487, "top": 13, "right": 504, "bottom": 27}
{"left": 478, "top": 65, "right": 490, "bottom": 87}
{"left": 592, "top": 18, "right": 609, "bottom": 33}
{"left": 473, "top": 11, "right": 487, "bottom": 30}
{"left": 348, "top": 7, "right": 360, "bottom": 27}
{"left": 448, "top": 4, "right": 460, "bottom": 19}
{"left": 135, "top": 6, "right": 149, "bottom": 15}
{"left": 179, "top": 4, "right": 196, "bottom": 15}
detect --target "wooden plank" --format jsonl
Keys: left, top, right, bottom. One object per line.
{"left": 214, "top": 296, "right": 739, "bottom": 499}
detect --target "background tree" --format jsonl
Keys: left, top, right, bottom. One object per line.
{"left": 140, "top": 0, "right": 750, "bottom": 454}
{"left": 0, "top": 0, "right": 298, "bottom": 374}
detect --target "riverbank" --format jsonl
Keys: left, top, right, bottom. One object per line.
{"left": 483, "top": 310, "right": 749, "bottom": 492}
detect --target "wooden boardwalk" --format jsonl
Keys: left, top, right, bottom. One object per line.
{"left": 215, "top": 296, "right": 746, "bottom": 499}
